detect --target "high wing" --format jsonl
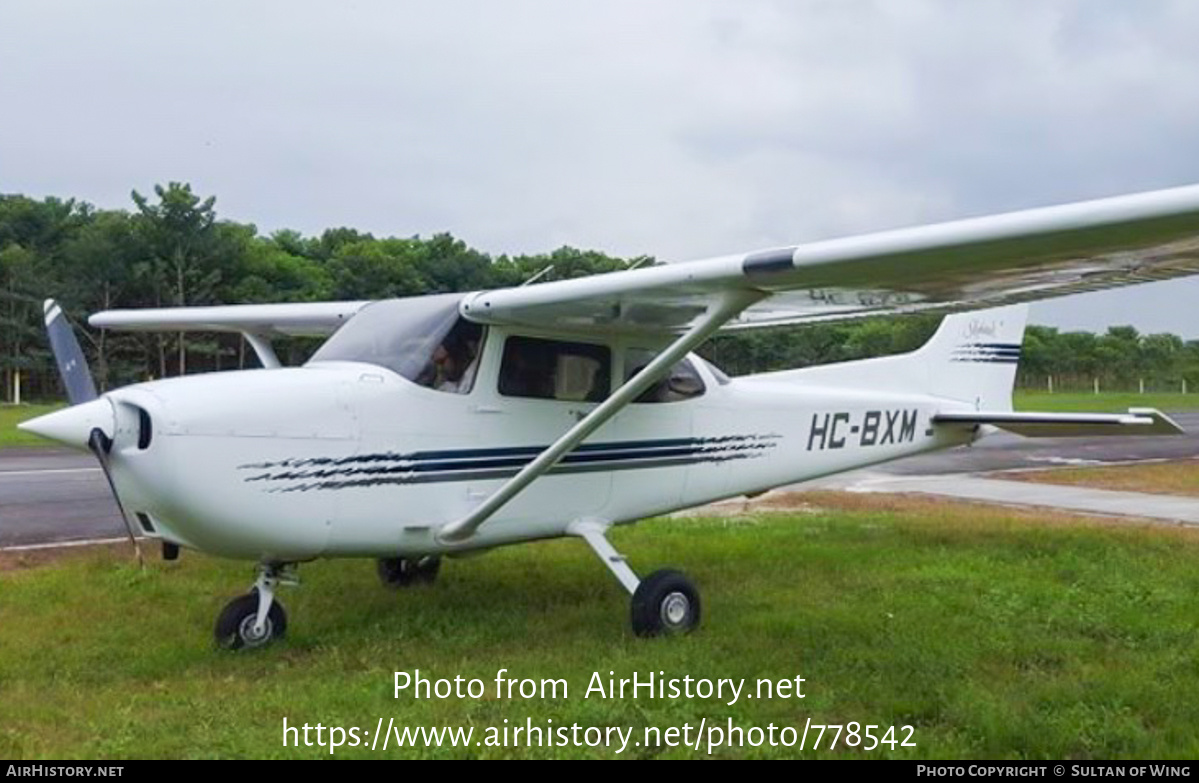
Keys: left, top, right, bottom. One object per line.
{"left": 88, "top": 185, "right": 1199, "bottom": 340}
{"left": 460, "top": 183, "right": 1199, "bottom": 336}
{"left": 89, "top": 301, "right": 370, "bottom": 337}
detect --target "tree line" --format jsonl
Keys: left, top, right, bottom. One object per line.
{"left": 2, "top": 183, "right": 1197, "bottom": 401}
{"left": 0, "top": 183, "right": 642, "bottom": 398}
{"left": 707, "top": 321, "right": 1199, "bottom": 394}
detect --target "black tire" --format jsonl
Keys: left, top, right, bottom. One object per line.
{"left": 214, "top": 590, "right": 287, "bottom": 650}
{"left": 630, "top": 569, "right": 701, "bottom": 637}
{"left": 376, "top": 556, "right": 441, "bottom": 588}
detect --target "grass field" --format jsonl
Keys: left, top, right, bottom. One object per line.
{"left": 4, "top": 492, "right": 1199, "bottom": 759}
{"left": 0, "top": 404, "right": 63, "bottom": 449}
{"left": 1003, "top": 460, "right": 1199, "bottom": 498}
{"left": 1014, "top": 391, "right": 1199, "bottom": 413}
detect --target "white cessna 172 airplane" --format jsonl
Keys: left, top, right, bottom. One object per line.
{"left": 20, "top": 184, "right": 1199, "bottom": 649}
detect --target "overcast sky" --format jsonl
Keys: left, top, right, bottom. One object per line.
{"left": 3, "top": 1, "right": 1199, "bottom": 334}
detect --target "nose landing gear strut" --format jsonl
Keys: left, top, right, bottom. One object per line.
{"left": 215, "top": 562, "right": 297, "bottom": 650}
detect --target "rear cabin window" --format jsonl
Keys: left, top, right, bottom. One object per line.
{"left": 625, "top": 350, "right": 706, "bottom": 403}
{"left": 499, "top": 336, "right": 611, "bottom": 402}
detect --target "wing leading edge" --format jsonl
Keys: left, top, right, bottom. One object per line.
{"left": 87, "top": 184, "right": 1199, "bottom": 342}
{"left": 461, "top": 183, "right": 1199, "bottom": 336}
{"left": 89, "top": 301, "right": 370, "bottom": 337}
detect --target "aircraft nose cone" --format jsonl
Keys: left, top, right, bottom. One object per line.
{"left": 18, "top": 398, "right": 115, "bottom": 451}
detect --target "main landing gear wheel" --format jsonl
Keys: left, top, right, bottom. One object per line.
{"left": 215, "top": 589, "right": 287, "bottom": 650}
{"left": 631, "top": 569, "right": 701, "bottom": 637}
{"left": 570, "top": 523, "right": 703, "bottom": 638}
{"left": 377, "top": 556, "right": 441, "bottom": 588}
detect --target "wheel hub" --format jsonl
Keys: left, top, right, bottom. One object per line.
{"left": 238, "top": 614, "right": 272, "bottom": 647}
{"left": 661, "top": 591, "right": 690, "bottom": 627}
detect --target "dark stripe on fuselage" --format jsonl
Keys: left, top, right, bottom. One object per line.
{"left": 240, "top": 434, "right": 781, "bottom": 493}
{"left": 950, "top": 342, "right": 1022, "bottom": 364}
{"left": 950, "top": 357, "right": 1021, "bottom": 364}
{"left": 238, "top": 436, "right": 754, "bottom": 471}
{"left": 952, "top": 345, "right": 1021, "bottom": 354}
{"left": 246, "top": 443, "right": 739, "bottom": 482}
{"left": 267, "top": 453, "right": 769, "bottom": 493}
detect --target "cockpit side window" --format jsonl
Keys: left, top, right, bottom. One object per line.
{"left": 625, "top": 349, "right": 706, "bottom": 403}
{"left": 499, "top": 336, "right": 611, "bottom": 402}
{"left": 308, "top": 294, "right": 485, "bottom": 394}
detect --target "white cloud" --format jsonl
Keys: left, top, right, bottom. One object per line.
{"left": 2, "top": 0, "right": 1198, "bottom": 331}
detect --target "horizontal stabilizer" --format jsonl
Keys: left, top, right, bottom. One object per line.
{"left": 933, "top": 408, "right": 1183, "bottom": 437}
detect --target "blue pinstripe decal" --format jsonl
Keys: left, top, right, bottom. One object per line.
{"left": 239, "top": 435, "right": 782, "bottom": 493}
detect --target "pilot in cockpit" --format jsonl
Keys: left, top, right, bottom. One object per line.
{"left": 418, "top": 320, "right": 482, "bottom": 393}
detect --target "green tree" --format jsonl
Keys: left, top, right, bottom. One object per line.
{"left": 0, "top": 194, "right": 91, "bottom": 398}
{"left": 59, "top": 210, "right": 148, "bottom": 388}
{"left": 1142, "top": 333, "right": 1184, "bottom": 390}
{"left": 130, "top": 183, "right": 237, "bottom": 376}
{"left": 1097, "top": 326, "right": 1141, "bottom": 387}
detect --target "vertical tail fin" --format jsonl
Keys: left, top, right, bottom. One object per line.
{"left": 916, "top": 303, "right": 1028, "bottom": 410}
{"left": 753, "top": 302, "right": 1028, "bottom": 410}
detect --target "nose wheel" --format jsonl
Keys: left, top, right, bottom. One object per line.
{"left": 215, "top": 563, "right": 295, "bottom": 650}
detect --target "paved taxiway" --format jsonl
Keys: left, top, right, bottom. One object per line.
{"left": 3, "top": 410, "right": 1198, "bottom": 548}
{"left": 804, "top": 472, "right": 1199, "bottom": 524}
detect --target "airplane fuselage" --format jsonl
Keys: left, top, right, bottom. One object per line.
{"left": 100, "top": 350, "right": 974, "bottom": 562}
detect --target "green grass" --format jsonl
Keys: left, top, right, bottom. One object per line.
{"left": 4, "top": 495, "right": 1199, "bottom": 759}
{"left": 1014, "top": 391, "right": 1199, "bottom": 413}
{"left": 0, "top": 404, "right": 64, "bottom": 448}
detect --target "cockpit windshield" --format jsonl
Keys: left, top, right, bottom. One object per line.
{"left": 308, "top": 294, "right": 483, "bottom": 392}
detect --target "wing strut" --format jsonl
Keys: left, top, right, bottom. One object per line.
{"left": 242, "top": 333, "right": 281, "bottom": 369}
{"left": 436, "top": 289, "right": 764, "bottom": 544}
